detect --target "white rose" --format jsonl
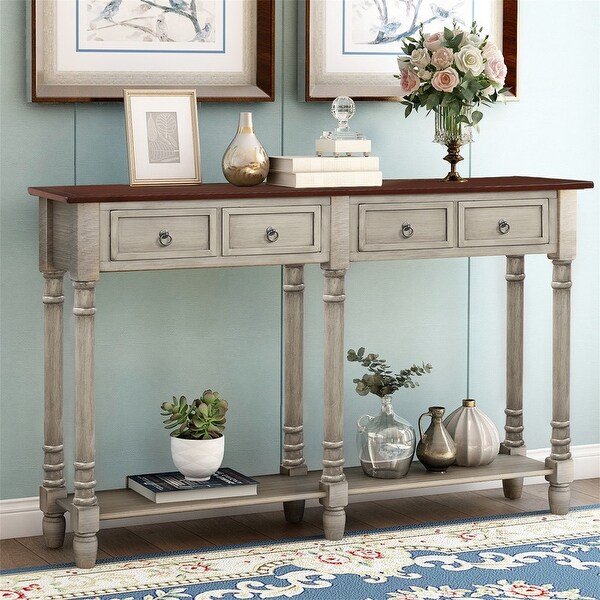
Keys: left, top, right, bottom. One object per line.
{"left": 461, "top": 33, "right": 483, "bottom": 47}
{"left": 397, "top": 55, "right": 411, "bottom": 70}
{"left": 410, "top": 48, "right": 430, "bottom": 69}
{"left": 454, "top": 44, "right": 484, "bottom": 76}
{"left": 418, "top": 69, "right": 432, "bottom": 80}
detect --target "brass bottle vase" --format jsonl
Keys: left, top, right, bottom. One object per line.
{"left": 416, "top": 406, "right": 456, "bottom": 472}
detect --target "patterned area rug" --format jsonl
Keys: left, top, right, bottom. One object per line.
{"left": 1, "top": 506, "right": 599, "bottom": 600}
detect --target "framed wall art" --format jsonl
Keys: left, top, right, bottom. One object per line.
{"left": 124, "top": 89, "right": 201, "bottom": 186}
{"left": 31, "top": 0, "right": 274, "bottom": 102}
{"left": 302, "top": 0, "right": 518, "bottom": 101}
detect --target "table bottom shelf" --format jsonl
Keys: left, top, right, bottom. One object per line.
{"left": 56, "top": 454, "right": 552, "bottom": 521}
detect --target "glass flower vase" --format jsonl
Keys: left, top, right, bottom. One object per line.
{"left": 433, "top": 105, "right": 473, "bottom": 182}
{"left": 356, "top": 395, "right": 416, "bottom": 479}
{"left": 222, "top": 112, "right": 269, "bottom": 186}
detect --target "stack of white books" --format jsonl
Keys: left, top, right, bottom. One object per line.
{"left": 267, "top": 155, "right": 383, "bottom": 188}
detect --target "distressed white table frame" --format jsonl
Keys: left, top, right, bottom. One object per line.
{"left": 30, "top": 177, "right": 592, "bottom": 568}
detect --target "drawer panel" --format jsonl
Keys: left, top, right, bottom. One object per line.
{"left": 223, "top": 206, "right": 321, "bottom": 256}
{"left": 358, "top": 202, "right": 454, "bottom": 251}
{"left": 458, "top": 199, "right": 549, "bottom": 247}
{"left": 110, "top": 209, "right": 218, "bottom": 261}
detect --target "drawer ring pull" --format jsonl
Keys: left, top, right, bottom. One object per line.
{"left": 401, "top": 222, "right": 414, "bottom": 239}
{"left": 158, "top": 229, "right": 173, "bottom": 247}
{"left": 498, "top": 219, "right": 511, "bottom": 235}
{"left": 266, "top": 226, "right": 279, "bottom": 243}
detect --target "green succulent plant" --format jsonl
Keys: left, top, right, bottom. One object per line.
{"left": 347, "top": 347, "right": 432, "bottom": 398}
{"left": 160, "top": 390, "right": 228, "bottom": 440}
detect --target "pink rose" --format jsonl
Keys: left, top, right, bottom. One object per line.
{"left": 424, "top": 32, "right": 443, "bottom": 51}
{"left": 431, "top": 67, "right": 460, "bottom": 92}
{"left": 483, "top": 43, "right": 507, "bottom": 86}
{"left": 398, "top": 67, "right": 421, "bottom": 96}
{"left": 431, "top": 47, "right": 454, "bottom": 69}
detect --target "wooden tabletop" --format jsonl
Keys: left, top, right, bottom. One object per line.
{"left": 28, "top": 176, "right": 594, "bottom": 204}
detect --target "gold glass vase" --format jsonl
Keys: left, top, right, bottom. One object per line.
{"left": 222, "top": 112, "right": 269, "bottom": 186}
{"left": 433, "top": 105, "right": 473, "bottom": 182}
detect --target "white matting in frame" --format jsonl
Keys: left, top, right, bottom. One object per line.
{"left": 31, "top": 0, "right": 274, "bottom": 101}
{"left": 304, "top": 0, "right": 507, "bottom": 100}
{"left": 124, "top": 89, "right": 201, "bottom": 186}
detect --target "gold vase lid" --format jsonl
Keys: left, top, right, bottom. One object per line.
{"left": 462, "top": 399, "right": 476, "bottom": 407}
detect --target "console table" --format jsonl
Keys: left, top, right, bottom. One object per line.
{"left": 29, "top": 176, "right": 593, "bottom": 568}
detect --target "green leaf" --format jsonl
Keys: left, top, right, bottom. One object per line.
{"left": 426, "top": 92, "right": 441, "bottom": 110}
{"left": 472, "top": 110, "right": 483, "bottom": 125}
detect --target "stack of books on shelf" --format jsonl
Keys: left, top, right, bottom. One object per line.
{"left": 126, "top": 467, "right": 258, "bottom": 503}
{"left": 267, "top": 154, "right": 383, "bottom": 188}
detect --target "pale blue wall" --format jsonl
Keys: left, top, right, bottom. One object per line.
{"left": 1, "top": 0, "right": 598, "bottom": 500}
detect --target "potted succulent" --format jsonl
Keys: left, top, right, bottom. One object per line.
{"left": 160, "top": 390, "right": 228, "bottom": 481}
{"left": 347, "top": 347, "right": 432, "bottom": 479}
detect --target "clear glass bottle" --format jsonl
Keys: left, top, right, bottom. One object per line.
{"left": 222, "top": 112, "right": 269, "bottom": 186}
{"left": 357, "top": 395, "right": 416, "bottom": 479}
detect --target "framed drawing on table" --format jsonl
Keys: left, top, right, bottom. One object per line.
{"left": 31, "top": 0, "right": 275, "bottom": 102}
{"left": 302, "top": 0, "right": 518, "bottom": 101}
{"left": 124, "top": 89, "right": 201, "bottom": 186}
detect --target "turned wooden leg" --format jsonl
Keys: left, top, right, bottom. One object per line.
{"left": 546, "top": 260, "right": 574, "bottom": 514}
{"left": 320, "top": 268, "right": 348, "bottom": 540}
{"left": 72, "top": 280, "right": 99, "bottom": 568}
{"left": 281, "top": 265, "right": 308, "bottom": 522}
{"left": 40, "top": 271, "right": 67, "bottom": 548}
{"left": 501, "top": 256, "right": 526, "bottom": 500}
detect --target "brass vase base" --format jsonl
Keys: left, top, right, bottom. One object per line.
{"left": 442, "top": 141, "right": 467, "bottom": 182}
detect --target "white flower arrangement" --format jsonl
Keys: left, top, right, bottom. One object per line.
{"left": 396, "top": 21, "right": 509, "bottom": 127}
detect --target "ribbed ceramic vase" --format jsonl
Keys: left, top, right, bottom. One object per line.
{"left": 443, "top": 399, "right": 500, "bottom": 467}
{"left": 222, "top": 112, "right": 269, "bottom": 186}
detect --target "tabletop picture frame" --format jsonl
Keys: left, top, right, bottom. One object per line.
{"left": 124, "top": 89, "right": 201, "bottom": 186}
{"left": 31, "top": 0, "right": 275, "bottom": 102}
{"left": 302, "top": 0, "right": 518, "bottom": 101}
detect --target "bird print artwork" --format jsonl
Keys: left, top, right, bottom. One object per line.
{"left": 89, "top": 0, "right": 123, "bottom": 27}
{"left": 348, "top": 0, "right": 466, "bottom": 47}
{"left": 85, "top": 0, "right": 218, "bottom": 47}
{"left": 190, "top": 22, "right": 212, "bottom": 42}
{"left": 168, "top": 0, "right": 190, "bottom": 10}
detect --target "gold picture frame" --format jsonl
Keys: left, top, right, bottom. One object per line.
{"left": 124, "top": 89, "right": 201, "bottom": 186}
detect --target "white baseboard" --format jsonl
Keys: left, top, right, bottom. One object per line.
{"left": 2, "top": 444, "right": 598, "bottom": 540}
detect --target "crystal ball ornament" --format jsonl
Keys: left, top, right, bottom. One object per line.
{"left": 323, "top": 96, "right": 365, "bottom": 142}
{"left": 331, "top": 96, "right": 356, "bottom": 133}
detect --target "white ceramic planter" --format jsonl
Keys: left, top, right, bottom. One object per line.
{"left": 170, "top": 435, "right": 225, "bottom": 481}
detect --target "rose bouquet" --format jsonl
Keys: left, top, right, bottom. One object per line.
{"left": 396, "top": 21, "right": 508, "bottom": 127}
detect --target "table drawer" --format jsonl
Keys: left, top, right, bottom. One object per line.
{"left": 358, "top": 202, "right": 454, "bottom": 251}
{"left": 110, "top": 209, "right": 218, "bottom": 261}
{"left": 458, "top": 199, "right": 549, "bottom": 247}
{"left": 223, "top": 206, "right": 322, "bottom": 256}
